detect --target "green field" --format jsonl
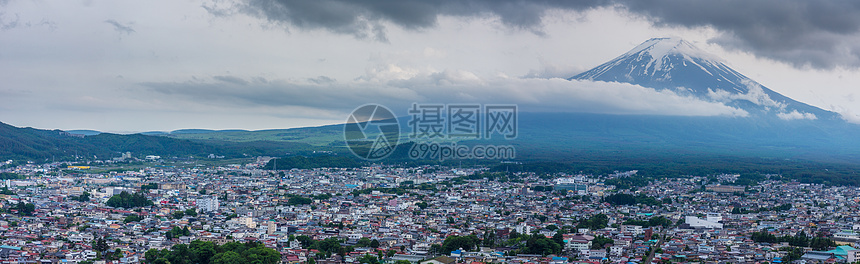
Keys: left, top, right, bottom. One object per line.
{"left": 164, "top": 126, "right": 345, "bottom": 146}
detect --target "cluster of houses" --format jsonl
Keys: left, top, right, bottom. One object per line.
{"left": 1, "top": 159, "right": 860, "bottom": 263}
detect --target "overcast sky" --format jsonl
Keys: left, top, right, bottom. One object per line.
{"left": 2, "top": 0, "right": 860, "bottom": 132}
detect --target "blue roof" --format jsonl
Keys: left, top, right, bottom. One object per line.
{"left": 827, "top": 245, "right": 858, "bottom": 256}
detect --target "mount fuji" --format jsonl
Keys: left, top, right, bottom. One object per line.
{"left": 570, "top": 37, "right": 838, "bottom": 121}
{"left": 481, "top": 37, "right": 860, "bottom": 163}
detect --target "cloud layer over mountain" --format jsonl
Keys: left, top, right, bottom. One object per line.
{"left": 214, "top": 0, "right": 860, "bottom": 69}
{"left": 142, "top": 66, "right": 749, "bottom": 118}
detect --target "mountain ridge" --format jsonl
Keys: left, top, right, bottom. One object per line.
{"left": 0, "top": 121, "right": 317, "bottom": 161}
{"left": 570, "top": 37, "right": 838, "bottom": 121}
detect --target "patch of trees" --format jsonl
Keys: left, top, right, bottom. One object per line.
{"left": 172, "top": 211, "right": 186, "bottom": 219}
{"left": 355, "top": 255, "right": 383, "bottom": 264}
{"left": 225, "top": 213, "right": 238, "bottom": 220}
{"left": 70, "top": 191, "right": 91, "bottom": 202}
{"left": 15, "top": 201, "right": 35, "bottom": 216}
{"left": 578, "top": 213, "right": 609, "bottom": 230}
{"left": 145, "top": 240, "right": 279, "bottom": 264}
{"left": 440, "top": 235, "right": 481, "bottom": 253}
{"left": 621, "top": 216, "right": 673, "bottom": 228}
{"left": 285, "top": 194, "right": 313, "bottom": 206}
{"left": 165, "top": 226, "right": 192, "bottom": 239}
{"left": 292, "top": 235, "right": 354, "bottom": 259}
{"left": 92, "top": 236, "right": 123, "bottom": 261}
{"left": 106, "top": 191, "right": 153, "bottom": 208}
{"left": 355, "top": 237, "right": 381, "bottom": 248}
{"left": 603, "top": 193, "right": 661, "bottom": 206}
{"left": 779, "top": 246, "right": 804, "bottom": 262}
{"left": 750, "top": 231, "right": 835, "bottom": 250}
{"left": 172, "top": 208, "right": 197, "bottom": 219}
{"left": 726, "top": 173, "right": 767, "bottom": 186}
{"left": 531, "top": 186, "right": 554, "bottom": 192}
{"left": 124, "top": 214, "right": 142, "bottom": 223}
{"left": 605, "top": 177, "right": 651, "bottom": 190}
{"left": 264, "top": 156, "right": 360, "bottom": 170}
{"left": 732, "top": 204, "right": 791, "bottom": 214}
{"left": 482, "top": 230, "right": 497, "bottom": 247}
{"left": 499, "top": 232, "right": 565, "bottom": 256}
{"left": 141, "top": 183, "right": 159, "bottom": 190}
{"left": 523, "top": 233, "right": 565, "bottom": 255}
{"left": 0, "top": 172, "right": 23, "bottom": 180}
{"left": 591, "top": 235, "right": 614, "bottom": 249}
{"left": 399, "top": 182, "right": 437, "bottom": 191}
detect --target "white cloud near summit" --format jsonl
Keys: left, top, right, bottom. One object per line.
{"left": 776, "top": 110, "right": 817, "bottom": 121}
{"left": 144, "top": 66, "right": 750, "bottom": 118}
{"left": 706, "top": 81, "right": 786, "bottom": 111}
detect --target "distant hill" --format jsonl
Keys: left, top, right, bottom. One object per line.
{"left": 136, "top": 129, "right": 250, "bottom": 136}
{"left": 0, "top": 122, "right": 319, "bottom": 161}
{"left": 163, "top": 124, "right": 344, "bottom": 146}
{"left": 170, "top": 129, "right": 250, "bottom": 134}
{"left": 65, "top": 130, "right": 102, "bottom": 136}
{"left": 139, "top": 131, "right": 168, "bottom": 136}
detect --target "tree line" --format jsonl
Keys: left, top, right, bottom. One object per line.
{"left": 145, "top": 240, "right": 279, "bottom": 264}
{"left": 750, "top": 231, "right": 836, "bottom": 250}
{"left": 106, "top": 191, "right": 154, "bottom": 208}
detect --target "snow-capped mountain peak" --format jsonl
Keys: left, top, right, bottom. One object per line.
{"left": 570, "top": 37, "right": 837, "bottom": 120}
{"left": 622, "top": 37, "right": 722, "bottom": 73}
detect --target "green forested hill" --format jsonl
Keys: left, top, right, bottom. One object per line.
{"left": 0, "top": 122, "right": 319, "bottom": 161}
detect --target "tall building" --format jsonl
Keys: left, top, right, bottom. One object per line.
{"left": 240, "top": 217, "right": 256, "bottom": 228}
{"left": 267, "top": 220, "right": 277, "bottom": 235}
{"left": 196, "top": 196, "right": 219, "bottom": 212}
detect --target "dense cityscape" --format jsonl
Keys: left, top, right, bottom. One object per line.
{"left": 2, "top": 155, "right": 860, "bottom": 264}
{"left": 6, "top": 0, "right": 860, "bottom": 264}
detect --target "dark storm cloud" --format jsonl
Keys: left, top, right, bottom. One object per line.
{"left": 226, "top": 0, "right": 608, "bottom": 40}
{"left": 104, "top": 19, "right": 135, "bottom": 35}
{"left": 223, "top": 0, "right": 860, "bottom": 69}
{"left": 618, "top": 0, "right": 860, "bottom": 69}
